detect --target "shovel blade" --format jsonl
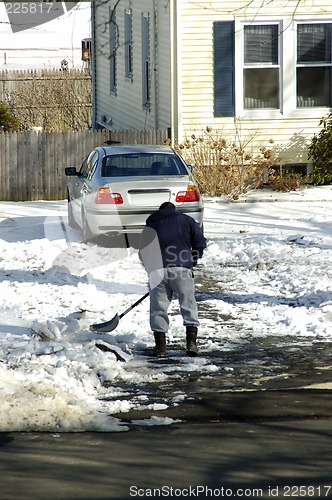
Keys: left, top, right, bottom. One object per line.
{"left": 90, "top": 313, "right": 119, "bottom": 333}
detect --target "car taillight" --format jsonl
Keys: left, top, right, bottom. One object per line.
{"left": 95, "top": 187, "right": 123, "bottom": 204}
{"left": 175, "top": 186, "right": 200, "bottom": 202}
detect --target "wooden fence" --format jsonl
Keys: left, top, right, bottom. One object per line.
{"left": 0, "top": 129, "right": 169, "bottom": 201}
{"left": 0, "top": 68, "right": 90, "bottom": 101}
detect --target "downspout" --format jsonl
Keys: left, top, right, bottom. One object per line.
{"left": 91, "top": 0, "right": 97, "bottom": 129}
{"left": 153, "top": 0, "right": 159, "bottom": 130}
{"left": 170, "top": 0, "right": 178, "bottom": 145}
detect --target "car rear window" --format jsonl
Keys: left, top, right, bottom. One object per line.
{"left": 101, "top": 153, "right": 188, "bottom": 177}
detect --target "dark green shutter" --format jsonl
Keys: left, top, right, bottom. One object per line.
{"left": 214, "top": 21, "right": 235, "bottom": 117}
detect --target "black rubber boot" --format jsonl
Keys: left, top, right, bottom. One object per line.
{"left": 186, "top": 326, "right": 198, "bottom": 357}
{"left": 153, "top": 332, "right": 166, "bottom": 357}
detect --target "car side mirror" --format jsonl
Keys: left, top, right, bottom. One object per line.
{"left": 187, "top": 164, "right": 193, "bottom": 172}
{"left": 65, "top": 167, "right": 78, "bottom": 176}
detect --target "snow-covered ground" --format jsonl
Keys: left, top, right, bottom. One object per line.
{"left": 0, "top": 186, "right": 332, "bottom": 432}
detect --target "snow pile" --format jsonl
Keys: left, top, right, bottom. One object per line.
{"left": 0, "top": 186, "right": 331, "bottom": 431}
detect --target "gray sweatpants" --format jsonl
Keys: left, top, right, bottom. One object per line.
{"left": 148, "top": 266, "right": 199, "bottom": 333}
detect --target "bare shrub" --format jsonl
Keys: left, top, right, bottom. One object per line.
{"left": 174, "top": 124, "right": 278, "bottom": 199}
{"left": 6, "top": 69, "right": 92, "bottom": 132}
{"left": 268, "top": 166, "right": 306, "bottom": 192}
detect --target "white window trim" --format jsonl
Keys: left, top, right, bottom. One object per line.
{"left": 235, "top": 17, "right": 332, "bottom": 120}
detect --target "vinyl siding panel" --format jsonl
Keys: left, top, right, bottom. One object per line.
{"left": 181, "top": 116, "right": 324, "bottom": 163}
{"left": 179, "top": 11, "right": 215, "bottom": 127}
{"left": 180, "top": 0, "right": 332, "bottom": 18}
{"left": 92, "top": 0, "right": 332, "bottom": 162}
{"left": 93, "top": 0, "right": 170, "bottom": 132}
{"left": 178, "top": 0, "right": 332, "bottom": 162}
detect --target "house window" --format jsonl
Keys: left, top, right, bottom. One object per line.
{"left": 297, "top": 23, "right": 332, "bottom": 107}
{"left": 109, "top": 7, "right": 117, "bottom": 94}
{"left": 243, "top": 24, "right": 280, "bottom": 109}
{"left": 125, "top": 9, "right": 133, "bottom": 79}
{"left": 214, "top": 19, "right": 332, "bottom": 117}
{"left": 142, "top": 13, "right": 150, "bottom": 109}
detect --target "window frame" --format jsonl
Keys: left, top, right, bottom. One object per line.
{"left": 243, "top": 23, "right": 280, "bottom": 111}
{"left": 79, "top": 151, "right": 98, "bottom": 180}
{"left": 124, "top": 8, "right": 133, "bottom": 80}
{"left": 233, "top": 18, "right": 332, "bottom": 119}
{"left": 295, "top": 21, "right": 332, "bottom": 109}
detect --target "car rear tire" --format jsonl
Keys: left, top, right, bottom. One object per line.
{"left": 82, "top": 210, "right": 94, "bottom": 243}
{"left": 67, "top": 193, "right": 79, "bottom": 229}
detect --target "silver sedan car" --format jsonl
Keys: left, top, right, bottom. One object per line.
{"left": 65, "top": 145, "right": 204, "bottom": 241}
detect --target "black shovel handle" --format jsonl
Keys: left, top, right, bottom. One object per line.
{"left": 119, "top": 291, "right": 149, "bottom": 319}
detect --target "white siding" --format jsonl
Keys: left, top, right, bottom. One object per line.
{"left": 93, "top": 0, "right": 332, "bottom": 163}
{"left": 178, "top": 0, "right": 332, "bottom": 162}
{"left": 93, "top": 0, "right": 171, "bottom": 132}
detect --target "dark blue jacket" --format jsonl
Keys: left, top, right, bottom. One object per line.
{"left": 139, "top": 208, "right": 206, "bottom": 273}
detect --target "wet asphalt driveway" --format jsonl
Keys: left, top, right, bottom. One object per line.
{"left": 111, "top": 273, "right": 332, "bottom": 425}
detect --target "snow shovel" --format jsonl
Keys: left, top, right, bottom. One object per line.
{"left": 90, "top": 291, "right": 149, "bottom": 333}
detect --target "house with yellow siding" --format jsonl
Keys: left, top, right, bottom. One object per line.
{"left": 91, "top": 0, "right": 332, "bottom": 165}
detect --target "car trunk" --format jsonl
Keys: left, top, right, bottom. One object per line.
{"left": 105, "top": 177, "right": 188, "bottom": 207}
